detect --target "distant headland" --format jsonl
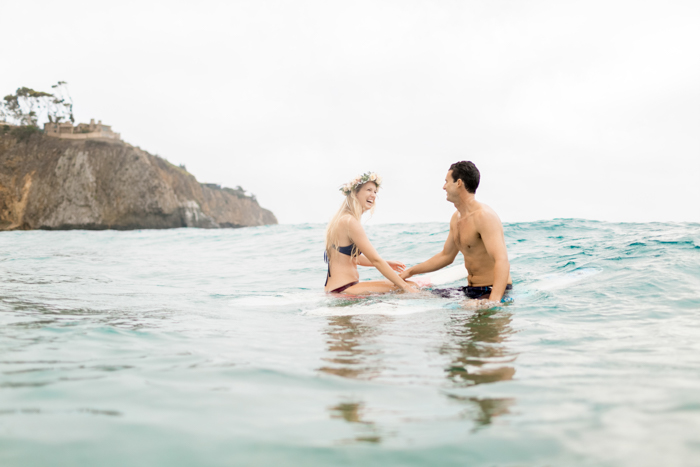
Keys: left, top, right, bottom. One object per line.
{"left": 0, "top": 83, "right": 277, "bottom": 231}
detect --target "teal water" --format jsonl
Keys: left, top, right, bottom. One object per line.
{"left": 1, "top": 220, "right": 699, "bottom": 466}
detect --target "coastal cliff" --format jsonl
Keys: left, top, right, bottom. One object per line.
{"left": 0, "top": 129, "right": 277, "bottom": 230}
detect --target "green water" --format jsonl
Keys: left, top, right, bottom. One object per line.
{"left": 1, "top": 221, "right": 699, "bottom": 466}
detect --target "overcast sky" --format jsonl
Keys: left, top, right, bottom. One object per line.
{"left": 2, "top": 0, "right": 699, "bottom": 224}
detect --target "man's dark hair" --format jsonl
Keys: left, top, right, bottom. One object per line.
{"left": 449, "top": 161, "right": 480, "bottom": 193}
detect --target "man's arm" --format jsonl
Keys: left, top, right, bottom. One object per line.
{"left": 475, "top": 211, "right": 510, "bottom": 302}
{"left": 400, "top": 213, "right": 460, "bottom": 279}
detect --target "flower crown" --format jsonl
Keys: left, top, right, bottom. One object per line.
{"left": 340, "top": 171, "right": 382, "bottom": 195}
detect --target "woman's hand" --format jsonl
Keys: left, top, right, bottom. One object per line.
{"left": 386, "top": 260, "right": 406, "bottom": 273}
{"left": 402, "top": 282, "right": 420, "bottom": 294}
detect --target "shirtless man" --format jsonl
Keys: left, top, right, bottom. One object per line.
{"left": 400, "top": 161, "right": 512, "bottom": 304}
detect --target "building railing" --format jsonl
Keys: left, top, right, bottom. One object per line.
{"left": 45, "top": 130, "right": 121, "bottom": 140}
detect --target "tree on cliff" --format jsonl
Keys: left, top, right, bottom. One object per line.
{"left": 0, "top": 81, "right": 74, "bottom": 126}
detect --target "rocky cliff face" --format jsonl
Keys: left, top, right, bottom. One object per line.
{"left": 0, "top": 130, "right": 277, "bottom": 230}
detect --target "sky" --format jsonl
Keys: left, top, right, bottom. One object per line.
{"left": 2, "top": 0, "right": 699, "bottom": 224}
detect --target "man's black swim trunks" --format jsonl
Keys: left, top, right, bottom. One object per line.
{"left": 431, "top": 284, "right": 512, "bottom": 300}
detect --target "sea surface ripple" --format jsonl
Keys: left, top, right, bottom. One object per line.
{"left": 1, "top": 220, "right": 699, "bottom": 466}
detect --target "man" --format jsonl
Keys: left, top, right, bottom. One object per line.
{"left": 400, "top": 161, "right": 512, "bottom": 303}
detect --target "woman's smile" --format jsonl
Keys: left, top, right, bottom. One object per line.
{"left": 356, "top": 182, "right": 378, "bottom": 211}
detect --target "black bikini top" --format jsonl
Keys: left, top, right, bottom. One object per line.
{"left": 324, "top": 243, "right": 360, "bottom": 261}
{"left": 336, "top": 244, "right": 358, "bottom": 256}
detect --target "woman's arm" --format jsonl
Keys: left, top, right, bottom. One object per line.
{"left": 347, "top": 218, "right": 417, "bottom": 292}
{"left": 357, "top": 254, "right": 405, "bottom": 272}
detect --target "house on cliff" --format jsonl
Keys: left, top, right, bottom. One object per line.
{"left": 44, "top": 119, "right": 121, "bottom": 141}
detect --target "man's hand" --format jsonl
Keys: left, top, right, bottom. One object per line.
{"left": 399, "top": 267, "right": 414, "bottom": 280}
{"left": 386, "top": 260, "right": 406, "bottom": 273}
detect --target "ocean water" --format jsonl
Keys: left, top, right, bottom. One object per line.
{"left": 1, "top": 220, "right": 699, "bottom": 467}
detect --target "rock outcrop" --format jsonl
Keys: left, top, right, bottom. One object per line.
{"left": 0, "top": 129, "right": 277, "bottom": 230}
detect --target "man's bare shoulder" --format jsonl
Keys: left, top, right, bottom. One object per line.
{"left": 448, "top": 211, "right": 460, "bottom": 227}
{"left": 471, "top": 202, "right": 503, "bottom": 228}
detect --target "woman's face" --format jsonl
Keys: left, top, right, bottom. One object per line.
{"left": 356, "top": 182, "right": 378, "bottom": 212}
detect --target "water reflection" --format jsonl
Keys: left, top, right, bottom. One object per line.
{"left": 441, "top": 309, "right": 517, "bottom": 429}
{"left": 319, "top": 315, "right": 387, "bottom": 443}
{"left": 318, "top": 309, "right": 518, "bottom": 439}
{"left": 328, "top": 401, "right": 382, "bottom": 444}
{"left": 448, "top": 394, "right": 515, "bottom": 431}
{"left": 441, "top": 309, "right": 517, "bottom": 387}
{"left": 317, "top": 315, "right": 386, "bottom": 380}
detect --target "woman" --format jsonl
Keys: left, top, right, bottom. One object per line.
{"left": 324, "top": 172, "right": 419, "bottom": 294}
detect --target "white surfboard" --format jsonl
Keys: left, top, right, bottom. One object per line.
{"left": 409, "top": 264, "right": 468, "bottom": 287}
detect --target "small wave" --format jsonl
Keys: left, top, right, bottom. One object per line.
{"left": 530, "top": 267, "right": 602, "bottom": 291}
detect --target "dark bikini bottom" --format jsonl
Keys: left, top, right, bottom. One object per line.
{"left": 327, "top": 281, "right": 359, "bottom": 294}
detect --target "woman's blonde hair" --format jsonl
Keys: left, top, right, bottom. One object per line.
{"left": 325, "top": 183, "right": 376, "bottom": 258}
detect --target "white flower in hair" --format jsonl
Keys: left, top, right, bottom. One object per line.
{"left": 339, "top": 171, "right": 382, "bottom": 195}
